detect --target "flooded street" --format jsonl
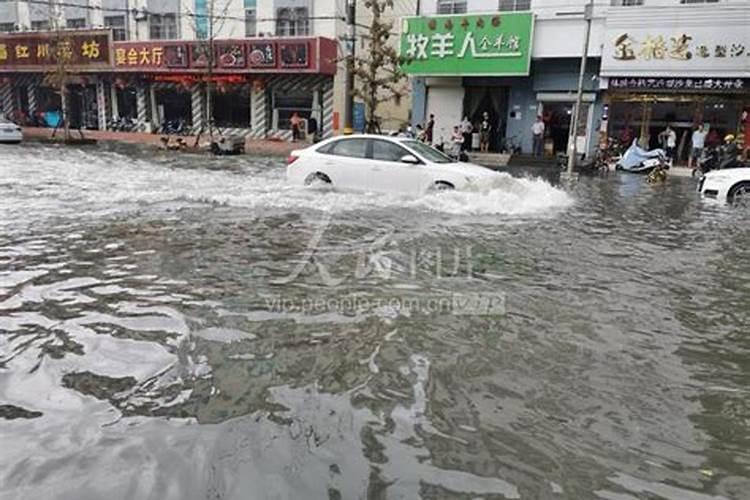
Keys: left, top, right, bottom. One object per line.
{"left": 1, "top": 143, "right": 748, "bottom": 500}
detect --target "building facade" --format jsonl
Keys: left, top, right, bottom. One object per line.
{"left": 0, "top": 0, "right": 380, "bottom": 139}
{"left": 404, "top": 0, "right": 749, "bottom": 157}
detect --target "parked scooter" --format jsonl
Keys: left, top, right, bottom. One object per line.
{"left": 615, "top": 139, "right": 669, "bottom": 173}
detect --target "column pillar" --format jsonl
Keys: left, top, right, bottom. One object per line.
{"left": 110, "top": 83, "right": 119, "bottom": 119}
{"left": 191, "top": 84, "right": 204, "bottom": 135}
{"left": 149, "top": 83, "right": 159, "bottom": 128}
{"left": 0, "top": 78, "right": 14, "bottom": 120}
{"left": 88, "top": 0, "right": 104, "bottom": 27}
{"left": 136, "top": 84, "right": 148, "bottom": 132}
{"left": 27, "top": 78, "right": 38, "bottom": 120}
{"left": 96, "top": 79, "right": 107, "bottom": 130}
{"left": 321, "top": 79, "right": 334, "bottom": 139}
{"left": 250, "top": 83, "right": 267, "bottom": 139}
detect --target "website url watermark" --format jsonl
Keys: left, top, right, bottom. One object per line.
{"left": 262, "top": 292, "right": 506, "bottom": 316}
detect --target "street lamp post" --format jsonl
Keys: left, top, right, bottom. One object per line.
{"left": 566, "top": 0, "right": 594, "bottom": 177}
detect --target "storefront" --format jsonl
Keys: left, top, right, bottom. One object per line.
{"left": 401, "top": 12, "right": 534, "bottom": 152}
{"left": 0, "top": 30, "right": 112, "bottom": 129}
{"left": 0, "top": 32, "right": 337, "bottom": 139}
{"left": 599, "top": 5, "right": 749, "bottom": 162}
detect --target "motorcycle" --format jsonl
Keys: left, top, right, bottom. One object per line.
{"left": 615, "top": 139, "right": 669, "bottom": 174}
{"left": 695, "top": 144, "right": 747, "bottom": 176}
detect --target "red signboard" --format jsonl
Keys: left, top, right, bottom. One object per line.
{"left": 112, "top": 38, "right": 335, "bottom": 75}
{"left": 0, "top": 31, "right": 112, "bottom": 71}
{"left": 0, "top": 34, "right": 337, "bottom": 76}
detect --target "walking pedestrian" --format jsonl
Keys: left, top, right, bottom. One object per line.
{"left": 460, "top": 116, "right": 473, "bottom": 152}
{"left": 531, "top": 115, "right": 545, "bottom": 157}
{"left": 290, "top": 112, "right": 302, "bottom": 142}
{"left": 425, "top": 114, "right": 435, "bottom": 145}
{"left": 688, "top": 123, "right": 707, "bottom": 171}
{"left": 479, "top": 112, "right": 491, "bottom": 153}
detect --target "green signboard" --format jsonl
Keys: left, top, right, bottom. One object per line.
{"left": 400, "top": 12, "right": 534, "bottom": 76}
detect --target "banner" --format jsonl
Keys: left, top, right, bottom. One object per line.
{"left": 399, "top": 12, "right": 533, "bottom": 76}
{"left": 0, "top": 31, "right": 112, "bottom": 71}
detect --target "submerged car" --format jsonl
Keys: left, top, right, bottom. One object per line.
{"left": 0, "top": 118, "right": 23, "bottom": 144}
{"left": 286, "top": 134, "right": 495, "bottom": 194}
{"left": 698, "top": 167, "right": 750, "bottom": 204}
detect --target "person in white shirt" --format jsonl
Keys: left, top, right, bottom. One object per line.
{"left": 531, "top": 116, "right": 545, "bottom": 157}
{"left": 688, "top": 124, "right": 707, "bottom": 170}
{"left": 660, "top": 125, "right": 677, "bottom": 160}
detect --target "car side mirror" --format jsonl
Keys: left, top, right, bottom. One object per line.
{"left": 400, "top": 154, "right": 420, "bottom": 165}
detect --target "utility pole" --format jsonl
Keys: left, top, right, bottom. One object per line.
{"left": 343, "top": 0, "right": 355, "bottom": 134}
{"left": 566, "top": 0, "right": 594, "bottom": 176}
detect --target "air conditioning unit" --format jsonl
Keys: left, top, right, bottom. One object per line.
{"left": 134, "top": 9, "right": 148, "bottom": 21}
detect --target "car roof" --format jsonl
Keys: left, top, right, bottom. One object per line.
{"left": 324, "top": 134, "right": 411, "bottom": 143}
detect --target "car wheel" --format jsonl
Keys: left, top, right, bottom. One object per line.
{"left": 432, "top": 181, "right": 455, "bottom": 191}
{"left": 727, "top": 181, "right": 750, "bottom": 206}
{"left": 304, "top": 172, "right": 332, "bottom": 187}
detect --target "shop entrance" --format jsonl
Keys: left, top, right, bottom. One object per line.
{"left": 155, "top": 88, "right": 192, "bottom": 129}
{"left": 212, "top": 85, "right": 250, "bottom": 129}
{"left": 463, "top": 85, "right": 509, "bottom": 151}
{"left": 67, "top": 84, "right": 98, "bottom": 130}
{"left": 608, "top": 95, "right": 744, "bottom": 163}
{"left": 540, "top": 102, "right": 572, "bottom": 155}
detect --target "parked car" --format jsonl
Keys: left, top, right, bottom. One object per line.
{"left": 286, "top": 134, "right": 495, "bottom": 194}
{"left": 698, "top": 167, "right": 750, "bottom": 205}
{"left": 0, "top": 118, "right": 23, "bottom": 144}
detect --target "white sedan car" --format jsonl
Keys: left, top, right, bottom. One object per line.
{"left": 699, "top": 167, "right": 750, "bottom": 204}
{"left": 0, "top": 118, "right": 23, "bottom": 144}
{"left": 286, "top": 134, "right": 495, "bottom": 194}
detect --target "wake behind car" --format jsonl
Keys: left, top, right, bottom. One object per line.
{"left": 286, "top": 134, "right": 495, "bottom": 194}
{"left": 698, "top": 167, "right": 750, "bottom": 204}
{"left": 0, "top": 118, "right": 23, "bottom": 144}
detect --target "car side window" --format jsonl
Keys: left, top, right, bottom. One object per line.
{"left": 324, "top": 139, "right": 369, "bottom": 159}
{"left": 371, "top": 140, "right": 411, "bottom": 162}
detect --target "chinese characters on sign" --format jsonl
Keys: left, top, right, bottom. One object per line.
{"left": 612, "top": 32, "right": 747, "bottom": 62}
{"left": 0, "top": 32, "right": 111, "bottom": 69}
{"left": 113, "top": 41, "right": 309, "bottom": 71}
{"left": 400, "top": 13, "right": 533, "bottom": 76}
{"left": 609, "top": 77, "right": 746, "bottom": 91}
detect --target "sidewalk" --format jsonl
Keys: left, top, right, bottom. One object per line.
{"left": 22, "top": 127, "right": 300, "bottom": 157}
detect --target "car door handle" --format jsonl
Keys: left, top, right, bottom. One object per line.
{"left": 372, "top": 166, "right": 383, "bottom": 172}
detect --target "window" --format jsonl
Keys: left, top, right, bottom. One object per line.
{"left": 104, "top": 15, "right": 127, "bottom": 41}
{"left": 0, "top": 23, "right": 15, "bottom": 33}
{"left": 402, "top": 140, "right": 453, "bottom": 164}
{"left": 437, "top": 0, "right": 467, "bottom": 14}
{"left": 372, "top": 140, "right": 410, "bottom": 162}
{"left": 66, "top": 18, "right": 86, "bottom": 29}
{"left": 149, "top": 13, "right": 178, "bottom": 40}
{"left": 611, "top": 0, "right": 643, "bottom": 5}
{"left": 498, "top": 0, "right": 530, "bottom": 10}
{"left": 276, "top": 7, "right": 309, "bottom": 36}
{"left": 31, "top": 20, "right": 50, "bottom": 31}
{"left": 245, "top": 8, "right": 257, "bottom": 36}
{"left": 323, "top": 139, "right": 369, "bottom": 159}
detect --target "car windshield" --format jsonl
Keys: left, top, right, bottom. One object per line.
{"left": 401, "top": 140, "right": 453, "bottom": 164}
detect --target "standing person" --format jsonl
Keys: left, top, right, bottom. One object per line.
{"left": 688, "top": 124, "right": 707, "bottom": 171}
{"left": 290, "top": 112, "right": 302, "bottom": 142}
{"left": 479, "top": 112, "right": 492, "bottom": 153}
{"left": 531, "top": 115, "right": 545, "bottom": 157}
{"left": 450, "top": 125, "right": 464, "bottom": 159}
{"left": 425, "top": 114, "right": 435, "bottom": 145}
{"left": 660, "top": 125, "right": 677, "bottom": 160}
{"left": 460, "top": 116, "right": 473, "bottom": 152}
{"left": 415, "top": 124, "right": 426, "bottom": 142}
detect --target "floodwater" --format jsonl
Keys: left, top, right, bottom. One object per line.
{"left": 0, "top": 143, "right": 748, "bottom": 500}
